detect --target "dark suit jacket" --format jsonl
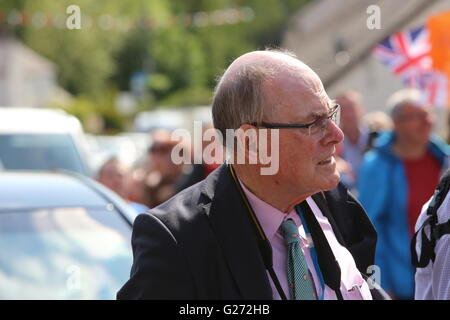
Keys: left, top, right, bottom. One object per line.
{"left": 117, "top": 164, "right": 379, "bottom": 300}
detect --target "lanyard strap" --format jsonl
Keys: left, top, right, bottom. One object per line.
{"left": 295, "top": 204, "right": 325, "bottom": 300}
{"left": 298, "top": 200, "right": 343, "bottom": 300}
{"left": 228, "top": 164, "right": 287, "bottom": 300}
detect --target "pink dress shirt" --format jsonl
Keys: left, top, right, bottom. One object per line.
{"left": 239, "top": 180, "right": 372, "bottom": 300}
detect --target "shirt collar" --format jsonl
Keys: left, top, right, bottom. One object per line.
{"left": 237, "top": 177, "right": 298, "bottom": 240}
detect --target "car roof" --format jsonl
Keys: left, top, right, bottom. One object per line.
{"left": 0, "top": 107, "right": 82, "bottom": 134}
{"left": 0, "top": 171, "right": 113, "bottom": 210}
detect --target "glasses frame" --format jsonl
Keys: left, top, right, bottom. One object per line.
{"left": 249, "top": 104, "right": 340, "bottom": 137}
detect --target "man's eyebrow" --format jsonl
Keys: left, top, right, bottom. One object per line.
{"left": 306, "top": 101, "right": 336, "bottom": 119}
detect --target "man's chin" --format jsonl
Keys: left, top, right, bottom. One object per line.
{"left": 320, "top": 172, "right": 341, "bottom": 191}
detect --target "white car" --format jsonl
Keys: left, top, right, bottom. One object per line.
{"left": 0, "top": 170, "right": 135, "bottom": 299}
{"left": 85, "top": 133, "right": 149, "bottom": 173}
{"left": 0, "top": 107, "right": 91, "bottom": 176}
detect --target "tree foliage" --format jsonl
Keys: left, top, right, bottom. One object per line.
{"left": 2, "top": 0, "right": 311, "bottom": 130}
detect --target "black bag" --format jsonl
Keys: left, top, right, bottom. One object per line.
{"left": 411, "top": 168, "right": 450, "bottom": 268}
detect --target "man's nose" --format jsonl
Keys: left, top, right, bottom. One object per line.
{"left": 324, "top": 120, "right": 344, "bottom": 144}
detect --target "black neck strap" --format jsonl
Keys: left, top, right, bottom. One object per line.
{"left": 228, "top": 164, "right": 287, "bottom": 300}
{"left": 299, "top": 200, "right": 343, "bottom": 300}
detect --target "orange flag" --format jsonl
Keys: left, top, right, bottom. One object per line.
{"left": 428, "top": 11, "right": 450, "bottom": 106}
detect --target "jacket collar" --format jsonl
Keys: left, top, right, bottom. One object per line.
{"left": 323, "top": 184, "right": 377, "bottom": 273}
{"left": 199, "top": 164, "right": 273, "bottom": 299}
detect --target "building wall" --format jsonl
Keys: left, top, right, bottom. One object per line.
{"left": 283, "top": 0, "right": 450, "bottom": 133}
{"left": 0, "top": 37, "right": 61, "bottom": 108}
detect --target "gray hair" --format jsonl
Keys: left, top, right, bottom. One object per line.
{"left": 386, "top": 88, "right": 426, "bottom": 119}
{"left": 212, "top": 65, "right": 274, "bottom": 145}
{"left": 212, "top": 49, "right": 297, "bottom": 145}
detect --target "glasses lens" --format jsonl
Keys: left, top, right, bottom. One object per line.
{"left": 332, "top": 106, "right": 340, "bottom": 126}
{"left": 309, "top": 105, "right": 340, "bottom": 139}
{"left": 309, "top": 118, "right": 327, "bottom": 137}
{"left": 149, "top": 144, "right": 172, "bottom": 154}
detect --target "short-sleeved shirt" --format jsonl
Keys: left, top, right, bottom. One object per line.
{"left": 414, "top": 191, "right": 450, "bottom": 300}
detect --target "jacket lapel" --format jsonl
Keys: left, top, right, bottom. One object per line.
{"left": 322, "top": 183, "right": 377, "bottom": 273}
{"left": 312, "top": 192, "right": 347, "bottom": 246}
{"left": 200, "top": 164, "right": 273, "bottom": 299}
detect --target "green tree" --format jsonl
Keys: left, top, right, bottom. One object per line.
{"left": 2, "top": 0, "right": 311, "bottom": 128}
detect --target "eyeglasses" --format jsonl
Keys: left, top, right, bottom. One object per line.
{"left": 249, "top": 104, "right": 341, "bottom": 139}
{"left": 148, "top": 144, "right": 174, "bottom": 154}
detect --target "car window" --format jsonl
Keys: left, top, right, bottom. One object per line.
{"left": 0, "top": 207, "right": 132, "bottom": 299}
{"left": 0, "top": 134, "right": 87, "bottom": 175}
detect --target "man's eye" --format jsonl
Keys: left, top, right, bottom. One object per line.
{"left": 316, "top": 118, "right": 327, "bottom": 128}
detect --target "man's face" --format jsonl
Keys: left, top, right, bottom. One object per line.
{"left": 394, "top": 103, "right": 434, "bottom": 145}
{"left": 98, "top": 161, "right": 127, "bottom": 197}
{"left": 263, "top": 71, "right": 344, "bottom": 197}
{"left": 149, "top": 141, "right": 183, "bottom": 178}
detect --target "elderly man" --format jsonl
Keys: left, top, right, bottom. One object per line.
{"left": 358, "top": 89, "right": 450, "bottom": 299}
{"left": 117, "top": 50, "right": 384, "bottom": 300}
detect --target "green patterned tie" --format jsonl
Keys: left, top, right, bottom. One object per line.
{"left": 281, "top": 219, "right": 316, "bottom": 300}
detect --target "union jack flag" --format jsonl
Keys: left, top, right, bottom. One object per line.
{"left": 373, "top": 25, "right": 448, "bottom": 108}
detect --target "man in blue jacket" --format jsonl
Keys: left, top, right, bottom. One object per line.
{"left": 357, "top": 89, "right": 450, "bottom": 299}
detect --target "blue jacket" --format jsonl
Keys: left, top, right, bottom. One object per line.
{"left": 357, "top": 131, "right": 450, "bottom": 298}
